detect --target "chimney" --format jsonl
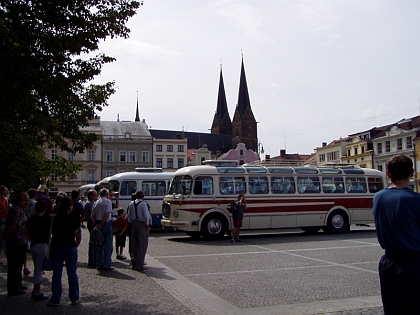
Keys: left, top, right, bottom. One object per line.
{"left": 265, "top": 154, "right": 270, "bottom": 160}
{"left": 322, "top": 142, "right": 327, "bottom": 147}
{"left": 280, "top": 149, "right": 286, "bottom": 158}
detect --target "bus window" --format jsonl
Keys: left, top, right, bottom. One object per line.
{"left": 271, "top": 176, "right": 295, "bottom": 194}
{"left": 219, "top": 177, "right": 246, "bottom": 195}
{"left": 346, "top": 177, "right": 367, "bottom": 193}
{"left": 141, "top": 181, "right": 167, "bottom": 196}
{"left": 193, "top": 176, "right": 213, "bottom": 195}
{"left": 168, "top": 175, "right": 192, "bottom": 195}
{"left": 120, "top": 181, "right": 137, "bottom": 196}
{"left": 249, "top": 177, "right": 269, "bottom": 194}
{"left": 368, "top": 177, "right": 384, "bottom": 193}
{"left": 297, "top": 176, "right": 320, "bottom": 194}
{"left": 322, "top": 177, "right": 344, "bottom": 193}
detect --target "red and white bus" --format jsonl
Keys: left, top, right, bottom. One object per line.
{"left": 161, "top": 164, "right": 386, "bottom": 239}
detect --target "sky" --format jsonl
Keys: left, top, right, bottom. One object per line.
{"left": 94, "top": 0, "right": 420, "bottom": 156}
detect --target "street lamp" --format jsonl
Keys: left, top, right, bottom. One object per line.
{"left": 258, "top": 142, "right": 264, "bottom": 159}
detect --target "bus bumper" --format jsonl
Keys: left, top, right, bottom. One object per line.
{"left": 161, "top": 219, "right": 190, "bottom": 228}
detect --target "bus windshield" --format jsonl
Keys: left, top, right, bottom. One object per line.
{"left": 107, "top": 180, "right": 120, "bottom": 193}
{"left": 168, "top": 175, "right": 192, "bottom": 195}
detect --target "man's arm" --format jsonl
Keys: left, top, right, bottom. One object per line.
{"left": 141, "top": 203, "right": 150, "bottom": 229}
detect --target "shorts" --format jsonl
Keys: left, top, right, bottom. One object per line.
{"left": 115, "top": 231, "right": 127, "bottom": 248}
{"left": 233, "top": 218, "right": 242, "bottom": 228}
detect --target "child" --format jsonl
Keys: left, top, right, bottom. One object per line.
{"left": 113, "top": 208, "right": 128, "bottom": 260}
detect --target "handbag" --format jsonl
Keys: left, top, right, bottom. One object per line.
{"left": 43, "top": 215, "right": 54, "bottom": 271}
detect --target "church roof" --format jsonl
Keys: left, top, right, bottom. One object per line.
{"left": 149, "top": 129, "right": 232, "bottom": 154}
{"left": 100, "top": 121, "right": 151, "bottom": 137}
{"left": 214, "top": 67, "right": 230, "bottom": 123}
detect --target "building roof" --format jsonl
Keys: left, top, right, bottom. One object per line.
{"left": 214, "top": 67, "right": 230, "bottom": 125}
{"left": 149, "top": 129, "right": 232, "bottom": 154}
{"left": 100, "top": 121, "right": 151, "bottom": 137}
{"left": 236, "top": 57, "right": 251, "bottom": 118}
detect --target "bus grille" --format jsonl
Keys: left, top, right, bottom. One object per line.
{"left": 162, "top": 203, "right": 171, "bottom": 218}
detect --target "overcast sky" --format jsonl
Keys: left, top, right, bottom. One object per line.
{"left": 94, "top": 0, "right": 420, "bottom": 156}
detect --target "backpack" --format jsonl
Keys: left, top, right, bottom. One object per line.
{"left": 228, "top": 202, "right": 238, "bottom": 215}
{"left": 89, "top": 227, "right": 105, "bottom": 248}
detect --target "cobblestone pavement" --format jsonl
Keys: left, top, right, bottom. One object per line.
{"left": 0, "top": 228, "right": 384, "bottom": 315}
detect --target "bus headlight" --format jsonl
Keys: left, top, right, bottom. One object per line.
{"left": 173, "top": 210, "right": 179, "bottom": 218}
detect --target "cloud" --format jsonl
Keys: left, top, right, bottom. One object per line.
{"left": 210, "top": 1, "right": 277, "bottom": 46}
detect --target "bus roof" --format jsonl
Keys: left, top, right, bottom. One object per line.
{"left": 107, "top": 171, "right": 175, "bottom": 181}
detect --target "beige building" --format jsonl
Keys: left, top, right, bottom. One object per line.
{"left": 46, "top": 117, "right": 102, "bottom": 195}
{"left": 101, "top": 120, "right": 153, "bottom": 178}
{"left": 341, "top": 136, "right": 373, "bottom": 168}
{"left": 188, "top": 146, "right": 212, "bottom": 166}
{"left": 152, "top": 137, "right": 188, "bottom": 171}
{"left": 315, "top": 138, "right": 350, "bottom": 167}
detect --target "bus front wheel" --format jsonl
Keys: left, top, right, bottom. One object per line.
{"left": 323, "top": 209, "right": 349, "bottom": 234}
{"left": 201, "top": 214, "right": 228, "bottom": 240}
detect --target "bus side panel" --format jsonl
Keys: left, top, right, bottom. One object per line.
{"left": 249, "top": 215, "right": 271, "bottom": 229}
{"left": 296, "top": 212, "right": 325, "bottom": 227}
{"left": 271, "top": 213, "right": 296, "bottom": 228}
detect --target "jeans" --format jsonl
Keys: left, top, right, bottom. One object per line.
{"left": 0, "top": 223, "right": 5, "bottom": 255}
{"left": 50, "top": 246, "right": 79, "bottom": 304}
{"left": 30, "top": 243, "right": 48, "bottom": 284}
{"left": 95, "top": 221, "right": 113, "bottom": 269}
{"left": 6, "top": 244, "right": 27, "bottom": 293}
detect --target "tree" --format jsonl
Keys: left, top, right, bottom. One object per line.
{"left": 0, "top": 0, "right": 140, "bottom": 191}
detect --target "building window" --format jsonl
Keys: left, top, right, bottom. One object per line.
{"left": 129, "top": 151, "right": 136, "bottom": 162}
{"left": 347, "top": 149, "right": 350, "bottom": 157}
{"left": 178, "top": 158, "right": 184, "bottom": 168}
{"left": 156, "top": 145, "right": 162, "bottom": 152}
{"left": 51, "top": 150, "right": 57, "bottom": 160}
{"left": 142, "top": 151, "right": 149, "bottom": 162}
{"left": 156, "top": 158, "right": 162, "bottom": 168}
{"left": 68, "top": 153, "right": 74, "bottom": 161}
{"left": 361, "top": 146, "right": 365, "bottom": 154}
{"left": 178, "top": 145, "right": 184, "bottom": 152}
{"left": 88, "top": 170, "right": 94, "bottom": 182}
{"left": 397, "top": 138, "right": 402, "bottom": 151}
{"left": 377, "top": 164, "right": 383, "bottom": 172}
{"left": 167, "top": 158, "right": 173, "bottom": 168}
{"left": 377, "top": 143, "right": 382, "bottom": 154}
{"left": 407, "top": 136, "right": 413, "bottom": 149}
{"left": 385, "top": 141, "right": 390, "bottom": 153}
{"left": 51, "top": 174, "right": 58, "bottom": 181}
{"left": 319, "top": 154, "right": 325, "bottom": 162}
{"left": 354, "top": 148, "right": 358, "bottom": 155}
{"left": 88, "top": 150, "right": 94, "bottom": 161}
{"left": 120, "top": 151, "right": 126, "bottom": 162}
{"left": 167, "top": 145, "right": 173, "bottom": 152}
{"left": 327, "top": 151, "right": 338, "bottom": 161}
{"left": 106, "top": 170, "right": 114, "bottom": 177}
{"left": 106, "top": 150, "right": 113, "bottom": 162}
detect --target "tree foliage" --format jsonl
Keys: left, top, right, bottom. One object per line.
{"left": 0, "top": 0, "right": 140, "bottom": 190}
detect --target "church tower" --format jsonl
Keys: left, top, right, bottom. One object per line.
{"left": 231, "top": 56, "right": 258, "bottom": 151}
{"left": 211, "top": 66, "right": 232, "bottom": 135}
{"left": 135, "top": 92, "right": 140, "bottom": 122}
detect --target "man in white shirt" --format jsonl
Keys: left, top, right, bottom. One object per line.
{"left": 90, "top": 188, "right": 114, "bottom": 271}
{"left": 127, "top": 190, "right": 149, "bottom": 271}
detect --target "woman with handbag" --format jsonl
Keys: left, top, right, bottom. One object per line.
{"left": 24, "top": 199, "right": 50, "bottom": 301}
{"left": 47, "top": 196, "right": 81, "bottom": 306}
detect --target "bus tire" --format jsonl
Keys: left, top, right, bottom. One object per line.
{"left": 185, "top": 231, "right": 201, "bottom": 239}
{"left": 200, "top": 214, "right": 228, "bottom": 240}
{"left": 301, "top": 226, "right": 321, "bottom": 234}
{"left": 323, "top": 209, "right": 349, "bottom": 234}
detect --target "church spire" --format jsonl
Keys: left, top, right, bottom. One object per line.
{"left": 135, "top": 91, "right": 140, "bottom": 122}
{"left": 236, "top": 54, "right": 251, "bottom": 117}
{"left": 211, "top": 63, "right": 232, "bottom": 135}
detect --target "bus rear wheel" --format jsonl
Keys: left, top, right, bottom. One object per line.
{"left": 323, "top": 209, "right": 349, "bottom": 234}
{"left": 201, "top": 214, "right": 228, "bottom": 240}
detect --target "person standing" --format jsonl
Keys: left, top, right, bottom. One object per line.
{"left": 24, "top": 188, "right": 37, "bottom": 219}
{"left": 0, "top": 185, "right": 9, "bottom": 264}
{"left": 84, "top": 189, "right": 98, "bottom": 267}
{"left": 127, "top": 190, "right": 149, "bottom": 271}
{"left": 71, "top": 190, "right": 84, "bottom": 228}
{"left": 47, "top": 196, "right": 81, "bottom": 306}
{"left": 90, "top": 188, "right": 114, "bottom": 271}
{"left": 3, "top": 192, "right": 29, "bottom": 295}
{"left": 373, "top": 154, "right": 420, "bottom": 315}
{"left": 231, "top": 194, "right": 246, "bottom": 243}
{"left": 24, "top": 200, "right": 50, "bottom": 301}
{"left": 114, "top": 209, "right": 128, "bottom": 260}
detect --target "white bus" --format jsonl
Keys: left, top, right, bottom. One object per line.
{"left": 78, "top": 184, "right": 95, "bottom": 198}
{"left": 161, "top": 164, "right": 386, "bottom": 239}
{"left": 107, "top": 171, "right": 175, "bottom": 227}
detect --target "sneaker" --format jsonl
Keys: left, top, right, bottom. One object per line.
{"left": 47, "top": 299, "right": 60, "bottom": 306}
{"left": 120, "top": 255, "right": 127, "bottom": 260}
{"left": 116, "top": 255, "right": 122, "bottom": 260}
{"left": 23, "top": 269, "right": 31, "bottom": 276}
{"left": 71, "top": 299, "right": 80, "bottom": 305}
{"left": 235, "top": 238, "right": 243, "bottom": 242}
{"left": 231, "top": 239, "right": 235, "bottom": 243}
{"left": 33, "top": 293, "right": 49, "bottom": 301}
